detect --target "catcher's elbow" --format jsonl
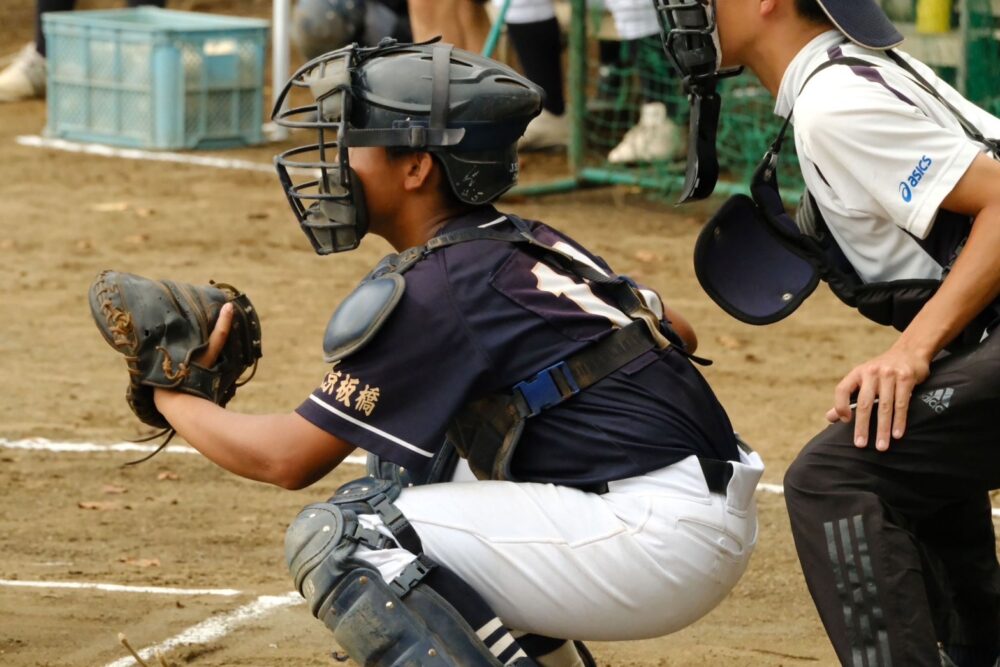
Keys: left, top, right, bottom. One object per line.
{"left": 275, "top": 477, "right": 310, "bottom": 491}
{"left": 269, "top": 457, "right": 334, "bottom": 490}
{"left": 269, "top": 464, "right": 316, "bottom": 490}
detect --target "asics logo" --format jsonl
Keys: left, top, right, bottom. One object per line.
{"left": 899, "top": 155, "right": 933, "bottom": 203}
{"left": 920, "top": 387, "right": 953, "bottom": 414}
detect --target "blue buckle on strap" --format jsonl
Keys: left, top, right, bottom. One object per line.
{"left": 513, "top": 361, "right": 581, "bottom": 418}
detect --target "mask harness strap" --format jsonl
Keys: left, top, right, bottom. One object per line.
{"left": 430, "top": 44, "right": 452, "bottom": 139}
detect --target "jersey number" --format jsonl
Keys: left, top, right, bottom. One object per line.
{"left": 530, "top": 242, "right": 632, "bottom": 327}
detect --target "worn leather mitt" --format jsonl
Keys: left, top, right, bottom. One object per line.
{"left": 89, "top": 270, "right": 262, "bottom": 461}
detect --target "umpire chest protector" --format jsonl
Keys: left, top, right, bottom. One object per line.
{"left": 323, "top": 215, "right": 694, "bottom": 481}
{"left": 693, "top": 53, "right": 1000, "bottom": 346}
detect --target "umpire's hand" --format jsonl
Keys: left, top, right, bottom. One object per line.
{"left": 826, "top": 344, "right": 931, "bottom": 451}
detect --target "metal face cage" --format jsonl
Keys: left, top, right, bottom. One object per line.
{"left": 273, "top": 45, "right": 363, "bottom": 254}
{"left": 271, "top": 40, "right": 468, "bottom": 255}
{"left": 653, "top": 0, "right": 742, "bottom": 90}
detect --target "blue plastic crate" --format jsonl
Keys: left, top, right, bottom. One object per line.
{"left": 43, "top": 7, "right": 268, "bottom": 150}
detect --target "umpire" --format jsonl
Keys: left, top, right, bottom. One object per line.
{"left": 654, "top": 0, "right": 1000, "bottom": 664}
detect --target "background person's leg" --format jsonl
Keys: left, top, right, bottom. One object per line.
{"left": 35, "top": 0, "right": 75, "bottom": 58}
{"left": 455, "top": 0, "right": 491, "bottom": 53}
{"left": 494, "top": 0, "right": 567, "bottom": 150}
{"left": 408, "top": 0, "right": 461, "bottom": 44}
{"left": 603, "top": 0, "right": 683, "bottom": 164}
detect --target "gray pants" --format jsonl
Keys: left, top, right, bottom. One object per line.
{"left": 785, "top": 331, "right": 1000, "bottom": 667}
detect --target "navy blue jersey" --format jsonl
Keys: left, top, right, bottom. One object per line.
{"left": 297, "top": 206, "right": 739, "bottom": 487}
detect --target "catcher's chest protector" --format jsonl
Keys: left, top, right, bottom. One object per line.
{"left": 322, "top": 217, "right": 686, "bottom": 481}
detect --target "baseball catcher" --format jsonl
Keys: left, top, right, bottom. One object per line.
{"left": 89, "top": 270, "right": 262, "bottom": 461}
{"left": 127, "top": 40, "right": 763, "bottom": 666}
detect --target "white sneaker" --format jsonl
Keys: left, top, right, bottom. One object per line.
{"left": 519, "top": 109, "right": 569, "bottom": 151}
{"left": 0, "top": 43, "right": 46, "bottom": 102}
{"left": 607, "top": 102, "right": 684, "bottom": 164}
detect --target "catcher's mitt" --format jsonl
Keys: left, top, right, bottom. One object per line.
{"left": 89, "top": 270, "right": 262, "bottom": 462}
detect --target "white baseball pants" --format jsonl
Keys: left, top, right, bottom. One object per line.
{"left": 355, "top": 449, "right": 763, "bottom": 641}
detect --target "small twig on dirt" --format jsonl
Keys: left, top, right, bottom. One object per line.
{"left": 154, "top": 649, "right": 173, "bottom": 667}
{"left": 117, "top": 632, "right": 152, "bottom": 667}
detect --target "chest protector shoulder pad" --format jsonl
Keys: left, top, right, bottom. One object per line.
{"left": 323, "top": 272, "right": 406, "bottom": 363}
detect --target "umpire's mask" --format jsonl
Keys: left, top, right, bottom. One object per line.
{"left": 272, "top": 39, "right": 543, "bottom": 255}
{"left": 653, "top": 0, "right": 742, "bottom": 203}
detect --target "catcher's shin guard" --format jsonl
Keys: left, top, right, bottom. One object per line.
{"left": 286, "top": 483, "right": 529, "bottom": 666}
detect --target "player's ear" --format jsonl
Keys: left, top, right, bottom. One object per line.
{"left": 402, "top": 152, "right": 435, "bottom": 193}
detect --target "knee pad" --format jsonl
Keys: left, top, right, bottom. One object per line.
{"left": 285, "top": 500, "right": 361, "bottom": 619}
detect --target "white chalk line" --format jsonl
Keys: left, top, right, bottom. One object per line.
{"left": 0, "top": 437, "right": 368, "bottom": 466}
{"left": 7, "top": 438, "right": 999, "bottom": 515}
{"left": 15, "top": 135, "right": 315, "bottom": 176}
{"left": 102, "top": 592, "right": 304, "bottom": 667}
{"left": 0, "top": 579, "right": 241, "bottom": 597}
{"left": 17, "top": 135, "right": 276, "bottom": 173}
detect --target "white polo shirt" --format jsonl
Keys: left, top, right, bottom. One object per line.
{"left": 775, "top": 30, "right": 1000, "bottom": 283}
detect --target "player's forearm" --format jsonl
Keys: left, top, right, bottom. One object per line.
{"left": 152, "top": 390, "right": 324, "bottom": 488}
{"left": 663, "top": 305, "right": 698, "bottom": 352}
{"left": 894, "top": 204, "right": 1000, "bottom": 359}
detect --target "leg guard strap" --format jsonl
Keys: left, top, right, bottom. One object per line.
{"left": 332, "top": 476, "right": 422, "bottom": 553}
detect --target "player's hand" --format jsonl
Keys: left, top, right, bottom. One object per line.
{"left": 154, "top": 304, "right": 234, "bottom": 411}
{"left": 195, "top": 302, "right": 234, "bottom": 368}
{"left": 825, "top": 344, "right": 931, "bottom": 451}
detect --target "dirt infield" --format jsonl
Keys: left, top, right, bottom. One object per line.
{"left": 0, "top": 2, "right": 913, "bottom": 664}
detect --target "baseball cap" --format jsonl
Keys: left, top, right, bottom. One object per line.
{"left": 816, "top": 0, "right": 904, "bottom": 50}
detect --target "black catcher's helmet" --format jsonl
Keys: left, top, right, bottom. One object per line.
{"left": 272, "top": 40, "right": 544, "bottom": 255}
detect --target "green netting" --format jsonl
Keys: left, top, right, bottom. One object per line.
{"left": 578, "top": 33, "right": 799, "bottom": 196}
{"left": 966, "top": 0, "right": 1000, "bottom": 115}
{"left": 554, "top": 1, "right": 999, "bottom": 200}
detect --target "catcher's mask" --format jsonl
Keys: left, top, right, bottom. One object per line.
{"left": 653, "top": 0, "right": 742, "bottom": 203}
{"left": 272, "top": 39, "right": 543, "bottom": 255}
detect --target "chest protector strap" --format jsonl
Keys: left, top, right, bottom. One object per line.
{"left": 448, "top": 319, "right": 665, "bottom": 482}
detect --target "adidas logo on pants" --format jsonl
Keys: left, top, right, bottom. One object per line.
{"left": 920, "top": 387, "right": 954, "bottom": 413}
